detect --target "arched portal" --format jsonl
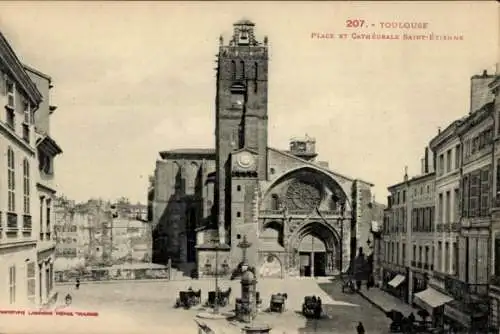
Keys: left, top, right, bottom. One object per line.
{"left": 290, "top": 221, "right": 340, "bottom": 277}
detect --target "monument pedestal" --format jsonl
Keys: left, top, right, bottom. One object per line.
{"left": 242, "top": 324, "right": 272, "bottom": 334}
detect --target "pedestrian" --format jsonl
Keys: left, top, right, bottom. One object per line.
{"left": 356, "top": 322, "right": 365, "bottom": 334}
{"left": 75, "top": 278, "right": 80, "bottom": 290}
{"left": 356, "top": 279, "right": 362, "bottom": 291}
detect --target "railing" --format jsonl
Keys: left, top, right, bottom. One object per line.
{"left": 444, "top": 275, "right": 489, "bottom": 301}
{"left": 259, "top": 209, "right": 345, "bottom": 216}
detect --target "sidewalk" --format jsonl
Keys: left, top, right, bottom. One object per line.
{"left": 357, "top": 287, "right": 418, "bottom": 316}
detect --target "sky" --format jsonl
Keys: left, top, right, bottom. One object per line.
{"left": 0, "top": 1, "right": 497, "bottom": 204}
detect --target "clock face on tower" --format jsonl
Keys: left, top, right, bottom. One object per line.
{"left": 237, "top": 152, "right": 254, "bottom": 168}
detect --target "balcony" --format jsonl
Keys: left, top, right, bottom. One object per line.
{"left": 444, "top": 275, "right": 489, "bottom": 302}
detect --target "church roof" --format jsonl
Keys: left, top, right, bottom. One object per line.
{"left": 159, "top": 148, "right": 215, "bottom": 159}
{"left": 268, "top": 147, "right": 373, "bottom": 186}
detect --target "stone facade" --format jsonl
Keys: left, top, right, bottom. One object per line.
{"left": 151, "top": 20, "right": 380, "bottom": 278}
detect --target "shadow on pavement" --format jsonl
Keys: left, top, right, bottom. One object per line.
{"left": 296, "top": 280, "right": 391, "bottom": 334}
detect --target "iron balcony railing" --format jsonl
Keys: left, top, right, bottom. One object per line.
{"left": 444, "top": 275, "right": 489, "bottom": 302}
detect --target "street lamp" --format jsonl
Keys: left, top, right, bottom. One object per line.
{"left": 338, "top": 199, "right": 346, "bottom": 279}
{"left": 238, "top": 235, "right": 252, "bottom": 272}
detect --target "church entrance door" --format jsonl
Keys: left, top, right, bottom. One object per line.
{"left": 298, "top": 234, "right": 327, "bottom": 277}
{"left": 292, "top": 221, "right": 340, "bottom": 277}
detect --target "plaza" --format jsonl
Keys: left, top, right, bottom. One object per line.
{"left": 0, "top": 279, "right": 391, "bottom": 334}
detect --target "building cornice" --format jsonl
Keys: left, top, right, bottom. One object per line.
{"left": 429, "top": 120, "right": 462, "bottom": 151}
{"left": 0, "top": 33, "right": 43, "bottom": 105}
{"left": 36, "top": 182, "right": 57, "bottom": 194}
{"left": 36, "top": 134, "right": 63, "bottom": 156}
{"left": 0, "top": 122, "right": 36, "bottom": 156}
{"left": 23, "top": 64, "right": 52, "bottom": 82}
{"left": 456, "top": 102, "right": 494, "bottom": 136}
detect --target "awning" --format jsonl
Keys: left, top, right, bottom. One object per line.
{"left": 413, "top": 288, "right": 453, "bottom": 314}
{"left": 388, "top": 274, "right": 406, "bottom": 288}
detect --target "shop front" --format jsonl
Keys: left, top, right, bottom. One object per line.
{"left": 443, "top": 300, "right": 489, "bottom": 334}
{"left": 413, "top": 287, "right": 453, "bottom": 328}
{"left": 412, "top": 271, "right": 428, "bottom": 294}
{"left": 384, "top": 268, "right": 408, "bottom": 302}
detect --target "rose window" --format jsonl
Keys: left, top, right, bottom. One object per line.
{"left": 285, "top": 180, "right": 322, "bottom": 211}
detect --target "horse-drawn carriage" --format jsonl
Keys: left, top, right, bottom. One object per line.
{"left": 174, "top": 289, "right": 202, "bottom": 309}
{"left": 206, "top": 287, "right": 232, "bottom": 308}
{"left": 269, "top": 293, "right": 287, "bottom": 313}
{"left": 302, "top": 295, "right": 322, "bottom": 319}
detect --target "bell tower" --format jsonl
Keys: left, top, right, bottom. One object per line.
{"left": 215, "top": 19, "right": 269, "bottom": 244}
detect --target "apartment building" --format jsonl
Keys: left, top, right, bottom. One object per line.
{"left": 489, "top": 65, "right": 500, "bottom": 331}
{"left": 415, "top": 121, "right": 463, "bottom": 328}
{"left": 24, "top": 64, "right": 63, "bottom": 306}
{"left": 382, "top": 173, "right": 409, "bottom": 302}
{"left": 407, "top": 150, "right": 435, "bottom": 304}
{"left": 0, "top": 32, "right": 62, "bottom": 307}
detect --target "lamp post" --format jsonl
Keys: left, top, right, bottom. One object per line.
{"left": 238, "top": 235, "right": 252, "bottom": 272}
{"left": 338, "top": 200, "right": 346, "bottom": 279}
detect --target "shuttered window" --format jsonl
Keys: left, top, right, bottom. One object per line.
{"left": 469, "top": 171, "right": 480, "bottom": 217}
{"left": 27, "top": 262, "right": 36, "bottom": 303}
{"left": 462, "top": 176, "right": 469, "bottom": 217}
{"left": 9, "top": 266, "right": 16, "bottom": 304}
{"left": 480, "top": 166, "right": 491, "bottom": 216}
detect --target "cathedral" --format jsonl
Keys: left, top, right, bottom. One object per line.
{"left": 150, "top": 19, "right": 378, "bottom": 278}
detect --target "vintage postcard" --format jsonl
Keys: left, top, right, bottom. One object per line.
{"left": 0, "top": 1, "right": 498, "bottom": 333}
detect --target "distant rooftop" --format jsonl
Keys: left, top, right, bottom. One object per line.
{"left": 159, "top": 148, "right": 215, "bottom": 159}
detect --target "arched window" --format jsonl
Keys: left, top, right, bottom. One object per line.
{"left": 239, "top": 60, "right": 245, "bottom": 80}
{"left": 271, "top": 194, "right": 280, "bottom": 211}
{"left": 231, "top": 60, "right": 236, "bottom": 80}
{"left": 7, "top": 147, "right": 15, "bottom": 212}
{"left": 329, "top": 194, "right": 338, "bottom": 211}
{"left": 23, "top": 159, "right": 30, "bottom": 215}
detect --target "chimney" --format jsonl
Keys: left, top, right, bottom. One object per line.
{"left": 438, "top": 127, "right": 441, "bottom": 134}
{"left": 404, "top": 166, "right": 408, "bottom": 182}
{"left": 470, "top": 69, "right": 495, "bottom": 113}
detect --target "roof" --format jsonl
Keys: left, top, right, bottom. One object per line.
{"left": 234, "top": 19, "right": 255, "bottom": 26}
{"left": 269, "top": 147, "right": 374, "bottom": 186}
{"left": 36, "top": 134, "right": 63, "bottom": 156}
{"left": 159, "top": 148, "right": 215, "bottom": 159}
{"left": 23, "top": 63, "right": 52, "bottom": 82}
{"left": 0, "top": 32, "right": 43, "bottom": 105}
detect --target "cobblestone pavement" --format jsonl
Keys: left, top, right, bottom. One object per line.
{"left": 0, "top": 279, "right": 392, "bottom": 334}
